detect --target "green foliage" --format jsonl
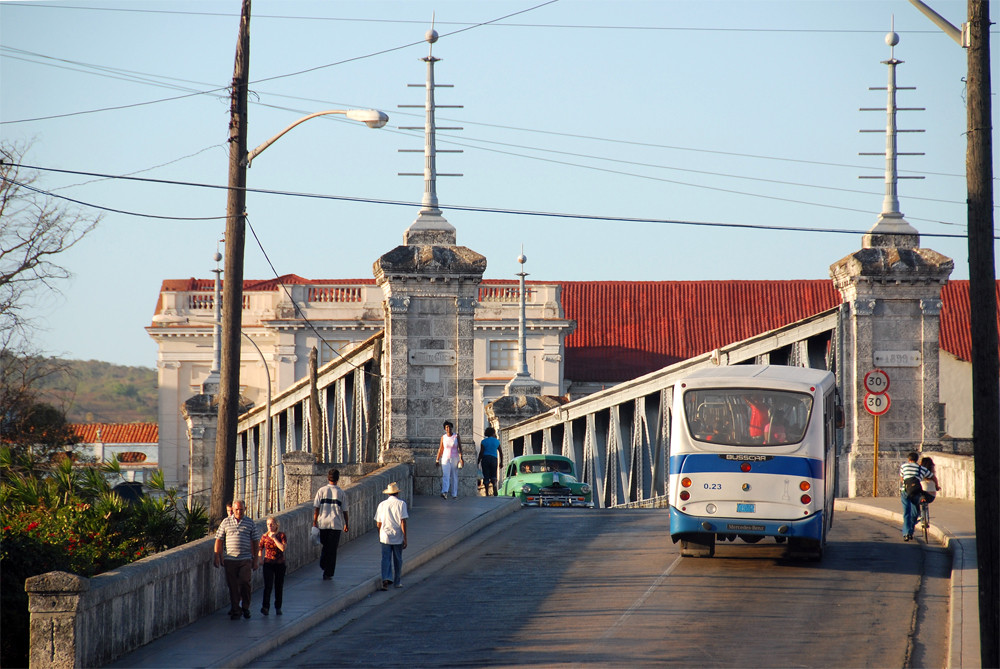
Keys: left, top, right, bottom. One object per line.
{"left": 0, "top": 447, "right": 208, "bottom": 668}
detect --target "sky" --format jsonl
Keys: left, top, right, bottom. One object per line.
{"left": 1, "top": 0, "right": 996, "bottom": 369}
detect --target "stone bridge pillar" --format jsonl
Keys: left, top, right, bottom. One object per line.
{"left": 830, "top": 225, "right": 953, "bottom": 497}
{"left": 373, "top": 213, "right": 486, "bottom": 495}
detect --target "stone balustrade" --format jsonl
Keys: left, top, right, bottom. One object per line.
{"left": 25, "top": 461, "right": 412, "bottom": 669}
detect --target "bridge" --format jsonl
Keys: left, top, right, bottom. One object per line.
{"left": 100, "top": 493, "right": 976, "bottom": 668}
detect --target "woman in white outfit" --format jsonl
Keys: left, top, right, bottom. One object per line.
{"left": 435, "top": 421, "right": 464, "bottom": 499}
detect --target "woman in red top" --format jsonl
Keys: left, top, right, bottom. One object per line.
{"left": 259, "top": 516, "right": 287, "bottom": 615}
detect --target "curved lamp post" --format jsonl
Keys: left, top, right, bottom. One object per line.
{"left": 215, "top": 106, "right": 388, "bottom": 523}
{"left": 245, "top": 109, "right": 389, "bottom": 167}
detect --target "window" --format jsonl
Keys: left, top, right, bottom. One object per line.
{"left": 318, "top": 340, "right": 350, "bottom": 366}
{"left": 490, "top": 340, "right": 517, "bottom": 371}
{"left": 683, "top": 388, "right": 813, "bottom": 447}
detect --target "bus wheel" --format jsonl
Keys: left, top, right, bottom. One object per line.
{"left": 680, "top": 535, "right": 715, "bottom": 558}
{"left": 740, "top": 534, "right": 763, "bottom": 544}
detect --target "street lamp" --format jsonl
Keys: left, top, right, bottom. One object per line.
{"left": 213, "top": 106, "right": 388, "bottom": 524}
{"left": 245, "top": 109, "right": 389, "bottom": 166}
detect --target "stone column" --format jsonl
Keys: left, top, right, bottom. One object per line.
{"left": 25, "top": 571, "right": 89, "bottom": 669}
{"left": 831, "top": 244, "right": 953, "bottom": 497}
{"left": 374, "top": 233, "right": 486, "bottom": 495}
{"left": 181, "top": 393, "right": 218, "bottom": 509}
{"left": 182, "top": 393, "right": 252, "bottom": 507}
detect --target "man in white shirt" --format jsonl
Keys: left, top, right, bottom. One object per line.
{"left": 374, "top": 481, "right": 408, "bottom": 590}
{"left": 313, "top": 468, "right": 349, "bottom": 580}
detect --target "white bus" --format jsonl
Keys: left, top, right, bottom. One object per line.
{"left": 668, "top": 365, "right": 839, "bottom": 560}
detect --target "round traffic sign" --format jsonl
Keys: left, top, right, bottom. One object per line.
{"left": 864, "top": 369, "right": 890, "bottom": 394}
{"left": 864, "top": 391, "right": 891, "bottom": 416}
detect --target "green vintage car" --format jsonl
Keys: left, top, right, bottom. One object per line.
{"left": 499, "top": 454, "right": 593, "bottom": 508}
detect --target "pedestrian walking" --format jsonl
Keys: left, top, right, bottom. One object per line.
{"left": 478, "top": 426, "right": 500, "bottom": 496}
{"left": 435, "top": 421, "right": 464, "bottom": 499}
{"left": 374, "top": 481, "right": 408, "bottom": 590}
{"left": 213, "top": 500, "right": 260, "bottom": 620}
{"left": 899, "top": 452, "right": 931, "bottom": 541}
{"left": 313, "top": 468, "right": 349, "bottom": 581}
{"left": 259, "top": 516, "right": 286, "bottom": 616}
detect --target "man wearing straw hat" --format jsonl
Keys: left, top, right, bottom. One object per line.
{"left": 374, "top": 482, "right": 408, "bottom": 590}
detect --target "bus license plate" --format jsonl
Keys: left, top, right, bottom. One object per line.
{"left": 736, "top": 503, "right": 755, "bottom": 513}
{"left": 548, "top": 501, "right": 563, "bottom": 507}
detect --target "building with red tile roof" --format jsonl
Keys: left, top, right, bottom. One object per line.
{"left": 69, "top": 422, "right": 158, "bottom": 483}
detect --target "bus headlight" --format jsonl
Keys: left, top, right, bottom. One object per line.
{"left": 580, "top": 484, "right": 591, "bottom": 494}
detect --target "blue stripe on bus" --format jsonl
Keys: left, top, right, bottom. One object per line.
{"left": 669, "top": 453, "right": 823, "bottom": 479}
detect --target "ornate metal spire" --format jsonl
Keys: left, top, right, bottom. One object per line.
{"left": 859, "top": 24, "right": 924, "bottom": 249}
{"left": 399, "top": 26, "right": 464, "bottom": 246}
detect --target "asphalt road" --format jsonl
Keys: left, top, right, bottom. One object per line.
{"left": 252, "top": 508, "right": 951, "bottom": 668}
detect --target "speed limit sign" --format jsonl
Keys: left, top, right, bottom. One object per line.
{"left": 864, "top": 369, "right": 890, "bottom": 394}
{"left": 864, "top": 391, "right": 891, "bottom": 416}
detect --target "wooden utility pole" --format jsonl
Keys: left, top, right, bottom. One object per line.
{"left": 966, "top": 3, "right": 999, "bottom": 666}
{"left": 211, "top": 0, "right": 251, "bottom": 525}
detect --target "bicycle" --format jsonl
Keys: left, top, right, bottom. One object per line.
{"left": 919, "top": 497, "right": 931, "bottom": 543}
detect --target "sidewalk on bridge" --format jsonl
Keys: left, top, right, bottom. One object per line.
{"left": 110, "top": 494, "right": 520, "bottom": 669}
{"left": 835, "top": 496, "right": 979, "bottom": 669}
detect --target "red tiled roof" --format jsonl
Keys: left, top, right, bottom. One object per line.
{"left": 558, "top": 280, "right": 998, "bottom": 382}
{"left": 70, "top": 423, "right": 158, "bottom": 444}
{"left": 939, "top": 280, "right": 1000, "bottom": 363}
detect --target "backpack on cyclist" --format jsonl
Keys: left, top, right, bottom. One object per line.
{"left": 903, "top": 476, "right": 922, "bottom": 500}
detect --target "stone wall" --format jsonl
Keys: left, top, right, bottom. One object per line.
{"left": 25, "top": 462, "right": 412, "bottom": 669}
{"left": 846, "top": 451, "right": 974, "bottom": 500}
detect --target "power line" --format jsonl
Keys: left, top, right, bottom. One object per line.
{"left": 1, "top": 173, "right": 228, "bottom": 221}
{"left": 5, "top": 2, "right": 995, "bottom": 34}
{"left": 15, "top": 163, "right": 986, "bottom": 239}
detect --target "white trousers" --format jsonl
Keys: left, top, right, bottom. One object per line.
{"left": 441, "top": 461, "right": 459, "bottom": 497}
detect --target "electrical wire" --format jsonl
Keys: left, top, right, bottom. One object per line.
{"left": 4, "top": 2, "right": 994, "bottom": 34}
{"left": 13, "top": 163, "right": 985, "bottom": 239}
{"left": 244, "top": 215, "right": 375, "bottom": 376}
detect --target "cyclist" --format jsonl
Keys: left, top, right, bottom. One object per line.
{"left": 899, "top": 452, "right": 931, "bottom": 542}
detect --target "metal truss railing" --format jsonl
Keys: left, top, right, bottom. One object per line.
{"left": 500, "top": 308, "right": 840, "bottom": 509}
{"left": 234, "top": 332, "right": 384, "bottom": 518}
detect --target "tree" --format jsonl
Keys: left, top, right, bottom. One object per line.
{"left": 0, "top": 349, "right": 80, "bottom": 464}
{"left": 0, "top": 141, "right": 101, "bottom": 339}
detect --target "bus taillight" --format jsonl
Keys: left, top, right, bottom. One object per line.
{"left": 799, "top": 481, "right": 811, "bottom": 491}
{"left": 800, "top": 494, "right": 812, "bottom": 504}
{"left": 681, "top": 477, "right": 692, "bottom": 488}
{"left": 680, "top": 490, "right": 691, "bottom": 501}
{"left": 740, "top": 462, "right": 751, "bottom": 473}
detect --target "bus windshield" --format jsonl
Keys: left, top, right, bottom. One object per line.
{"left": 683, "top": 387, "right": 813, "bottom": 447}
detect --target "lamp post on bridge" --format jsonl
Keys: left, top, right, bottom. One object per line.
{"left": 211, "top": 106, "right": 388, "bottom": 524}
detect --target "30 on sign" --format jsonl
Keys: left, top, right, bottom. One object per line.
{"left": 863, "top": 369, "right": 890, "bottom": 394}
{"left": 864, "top": 392, "right": 891, "bottom": 416}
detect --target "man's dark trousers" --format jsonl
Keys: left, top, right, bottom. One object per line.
{"left": 223, "top": 559, "right": 252, "bottom": 613}
{"left": 319, "top": 529, "right": 342, "bottom": 578}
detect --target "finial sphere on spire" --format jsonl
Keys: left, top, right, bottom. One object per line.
{"left": 213, "top": 252, "right": 222, "bottom": 263}
{"left": 886, "top": 31, "right": 899, "bottom": 46}
{"left": 518, "top": 253, "right": 527, "bottom": 265}
{"left": 426, "top": 29, "right": 439, "bottom": 44}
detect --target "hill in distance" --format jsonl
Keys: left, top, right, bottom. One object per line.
{"left": 37, "top": 359, "right": 158, "bottom": 424}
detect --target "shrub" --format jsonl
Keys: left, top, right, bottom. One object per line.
{"left": 0, "top": 448, "right": 207, "bottom": 667}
